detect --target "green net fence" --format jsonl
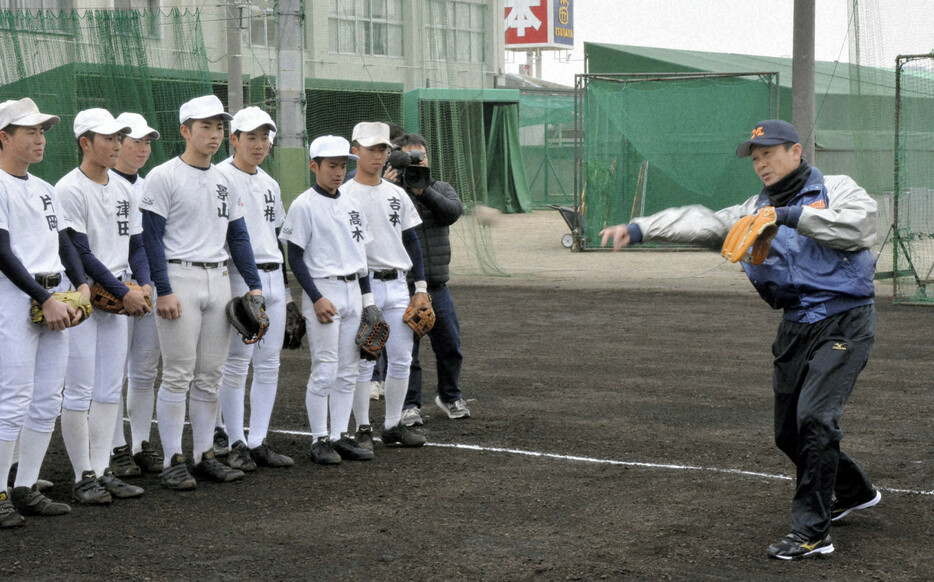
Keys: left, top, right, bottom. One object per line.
{"left": 518, "top": 89, "right": 575, "bottom": 208}
{"left": 0, "top": 9, "right": 214, "bottom": 184}
{"left": 574, "top": 72, "right": 779, "bottom": 249}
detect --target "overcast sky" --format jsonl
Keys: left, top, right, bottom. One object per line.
{"left": 505, "top": 1, "right": 931, "bottom": 86}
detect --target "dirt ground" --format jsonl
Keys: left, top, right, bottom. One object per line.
{"left": 3, "top": 211, "right": 932, "bottom": 581}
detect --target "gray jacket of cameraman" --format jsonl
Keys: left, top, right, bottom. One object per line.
{"left": 406, "top": 179, "right": 463, "bottom": 287}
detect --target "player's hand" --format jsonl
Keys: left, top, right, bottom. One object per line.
{"left": 313, "top": 296, "right": 337, "bottom": 324}
{"left": 248, "top": 288, "right": 263, "bottom": 296}
{"left": 141, "top": 284, "right": 153, "bottom": 301}
{"left": 122, "top": 289, "right": 151, "bottom": 317}
{"left": 411, "top": 291, "right": 431, "bottom": 310}
{"left": 600, "top": 224, "right": 632, "bottom": 252}
{"left": 77, "top": 282, "right": 91, "bottom": 302}
{"left": 157, "top": 293, "right": 181, "bottom": 320}
{"left": 41, "top": 296, "right": 73, "bottom": 331}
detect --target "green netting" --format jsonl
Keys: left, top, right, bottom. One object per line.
{"left": 576, "top": 72, "right": 779, "bottom": 249}
{"left": 892, "top": 55, "right": 934, "bottom": 304}
{"left": 518, "top": 90, "right": 575, "bottom": 208}
{"left": 0, "top": 9, "right": 213, "bottom": 183}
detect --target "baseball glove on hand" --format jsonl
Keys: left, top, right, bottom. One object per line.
{"left": 226, "top": 292, "right": 270, "bottom": 345}
{"left": 403, "top": 293, "right": 435, "bottom": 339}
{"left": 90, "top": 281, "right": 152, "bottom": 314}
{"left": 30, "top": 291, "right": 92, "bottom": 327}
{"left": 721, "top": 206, "right": 778, "bottom": 265}
{"left": 356, "top": 305, "right": 389, "bottom": 361}
{"left": 283, "top": 300, "right": 306, "bottom": 350}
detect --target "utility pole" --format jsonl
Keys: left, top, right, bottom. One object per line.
{"left": 226, "top": 0, "right": 243, "bottom": 114}
{"left": 276, "top": 0, "right": 307, "bottom": 200}
{"left": 792, "top": 0, "right": 816, "bottom": 162}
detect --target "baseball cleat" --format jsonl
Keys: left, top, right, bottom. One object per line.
{"left": 0, "top": 491, "right": 25, "bottom": 528}
{"left": 309, "top": 436, "right": 342, "bottom": 465}
{"left": 99, "top": 468, "right": 144, "bottom": 499}
{"left": 766, "top": 532, "right": 834, "bottom": 560}
{"left": 332, "top": 434, "right": 375, "bottom": 461}
{"left": 435, "top": 396, "right": 470, "bottom": 420}
{"left": 831, "top": 488, "right": 881, "bottom": 522}
{"left": 250, "top": 440, "right": 294, "bottom": 468}
{"left": 381, "top": 423, "right": 427, "bottom": 448}
{"left": 133, "top": 440, "right": 164, "bottom": 474}
{"left": 72, "top": 471, "right": 112, "bottom": 505}
{"left": 212, "top": 427, "right": 230, "bottom": 457}
{"left": 354, "top": 425, "right": 374, "bottom": 452}
{"left": 109, "top": 444, "right": 142, "bottom": 477}
{"left": 227, "top": 440, "right": 257, "bottom": 472}
{"left": 193, "top": 450, "right": 245, "bottom": 483}
{"left": 12, "top": 485, "right": 71, "bottom": 516}
{"left": 400, "top": 407, "right": 423, "bottom": 427}
{"left": 161, "top": 454, "right": 197, "bottom": 491}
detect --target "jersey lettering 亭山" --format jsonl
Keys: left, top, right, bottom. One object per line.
{"left": 139, "top": 157, "right": 245, "bottom": 263}
{"left": 56, "top": 168, "right": 140, "bottom": 277}
{"left": 217, "top": 159, "right": 284, "bottom": 266}
{"left": 0, "top": 169, "right": 66, "bottom": 276}
{"left": 278, "top": 186, "right": 370, "bottom": 279}
{"left": 341, "top": 178, "right": 421, "bottom": 272}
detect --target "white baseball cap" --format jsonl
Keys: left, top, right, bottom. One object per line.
{"left": 231, "top": 107, "right": 277, "bottom": 135}
{"left": 309, "top": 135, "right": 359, "bottom": 160}
{"left": 115, "top": 112, "right": 160, "bottom": 140}
{"left": 351, "top": 121, "right": 392, "bottom": 148}
{"left": 179, "top": 95, "right": 233, "bottom": 124}
{"left": 74, "top": 108, "right": 132, "bottom": 138}
{"left": 0, "top": 98, "right": 60, "bottom": 131}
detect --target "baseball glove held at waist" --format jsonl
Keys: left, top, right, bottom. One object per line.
{"left": 226, "top": 292, "right": 270, "bottom": 345}
{"left": 90, "top": 281, "right": 151, "bottom": 314}
{"left": 356, "top": 305, "right": 390, "bottom": 361}
{"left": 30, "top": 291, "right": 92, "bottom": 326}
{"left": 403, "top": 294, "right": 435, "bottom": 339}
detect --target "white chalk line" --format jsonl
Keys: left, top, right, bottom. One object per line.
{"left": 266, "top": 426, "right": 934, "bottom": 498}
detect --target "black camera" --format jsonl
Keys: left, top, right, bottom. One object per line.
{"left": 388, "top": 149, "right": 432, "bottom": 190}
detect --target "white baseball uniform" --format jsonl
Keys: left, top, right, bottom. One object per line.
{"left": 279, "top": 184, "right": 370, "bottom": 441}
{"left": 0, "top": 169, "right": 71, "bottom": 489}
{"left": 341, "top": 178, "right": 421, "bottom": 430}
{"left": 56, "top": 167, "right": 138, "bottom": 480}
{"left": 217, "top": 159, "right": 287, "bottom": 449}
{"left": 140, "top": 156, "right": 244, "bottom": 465}
{"left": 110, "top": 170, "right": 160, "bottom": 455}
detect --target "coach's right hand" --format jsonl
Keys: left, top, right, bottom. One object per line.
{"left": 157, "top": 293, "right": 181, "bottom": 320}
{"left": 600, "top": 224, "right": 632, "bottom": 252}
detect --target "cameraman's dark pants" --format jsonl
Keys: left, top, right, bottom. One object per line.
{"left": 772, "top": 304, "right": 876, "bottom": 540}
{"left": 404, "top": 284, "right": 463, "bottom": 409}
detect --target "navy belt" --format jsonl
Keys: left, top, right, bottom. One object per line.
{"left": 372, "top": 270, "right": 399, "bottom": 281}
{"left": 35, "top": 273, "right": 62, "bottom": 289}
{"left": 168, "top": 259, "right": 228, "bottom": 269}
{"left": 257, "top": 263, "right": 281, "bottom": 271}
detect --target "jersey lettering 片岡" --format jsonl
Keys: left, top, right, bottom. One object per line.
{"left": 0, "top": 169, "right": 67, "bottom": 277}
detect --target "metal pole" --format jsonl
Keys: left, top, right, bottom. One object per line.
{"left": 226, "top": 0, "right": 243, "bottom": 114}
{"left": 792, "top": 0, "right": 816, "bottom": 162}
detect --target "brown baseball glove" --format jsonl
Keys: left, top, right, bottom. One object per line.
{"left": 90, "top": 281, "right": 152, "bottom": 315}
{"left": 721, "top": 206, "right": 778, "bottom": 265}
{"left": 356, "top": 305, "right": 389, "bottom": 361}
{"left": 403, "top": 293, "right": 435, "bottom": 339}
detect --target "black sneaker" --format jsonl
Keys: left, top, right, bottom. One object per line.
{"left": 332, "top": 434, "right": 375, "bottom": 461}
{"left": 228, "top": 440, "right": 257, "bottom": 472}
{"left": 12, "top": 485, "right": 71, "bottom": 516}
{"left": 99, "top": 468, "right": 144, "bottom": 499}
{"left": 72, "top": 471, "right": 112, "bottom": 505}
{"left": 213, "top": 427, "right": 230, "bottom": 457}
{"left": 766, "top": 532, "right": 834, "bottom": 560}
{"left": 354, "top": 425, "right": 374, "bottom": 452}
{"left": 109, "top": 444, "right": 142, "bottom": 477}
{"left": 0, "top": 490, "right": 25, "bottom": 528}
{"left": 381, "top": 423, "right": 427, "bottom": 448}
{"left": 193, "top": 450, "right": 245, "bottom": 483}
{"left": 250, "top": 439, "right": 294, "bottom": 468}
{"left": 161, "top": 453, "right": 197, "bottom": 491}
{"left": 309, "top": 437, "right": 341, "bottom": 465}
{"left": 133, "top": 440, "right": 164, "bottom": 474}
{"left": 831, "top": 488, "right": 881, "bottom": 522}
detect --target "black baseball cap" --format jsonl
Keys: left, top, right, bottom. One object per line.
{"left": 736, "top": 120, "right": 800, "bottom": 158}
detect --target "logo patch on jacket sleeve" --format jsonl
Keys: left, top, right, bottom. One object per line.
{"left": 809, "top": 199, "right": 827, "bottom": 209}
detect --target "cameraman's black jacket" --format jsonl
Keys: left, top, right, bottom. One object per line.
{"left": 405, "top": 179, "right": 463, "bottom": 287}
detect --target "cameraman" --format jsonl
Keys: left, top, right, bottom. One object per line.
{"left": 385, "top": 133, "right": 470, "bottom": 425}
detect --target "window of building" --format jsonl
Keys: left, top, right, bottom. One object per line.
{"left": 113, "top": 0, "right": 161, "bottom": 38}
{"left": 425, "top": 0, "right": 485, "bottom": 64}
{"left": 248, "top": 3, "right": 275, "bottom": 48}
{"left": 329, "top": 0, "right": 403, "bottom": 57}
